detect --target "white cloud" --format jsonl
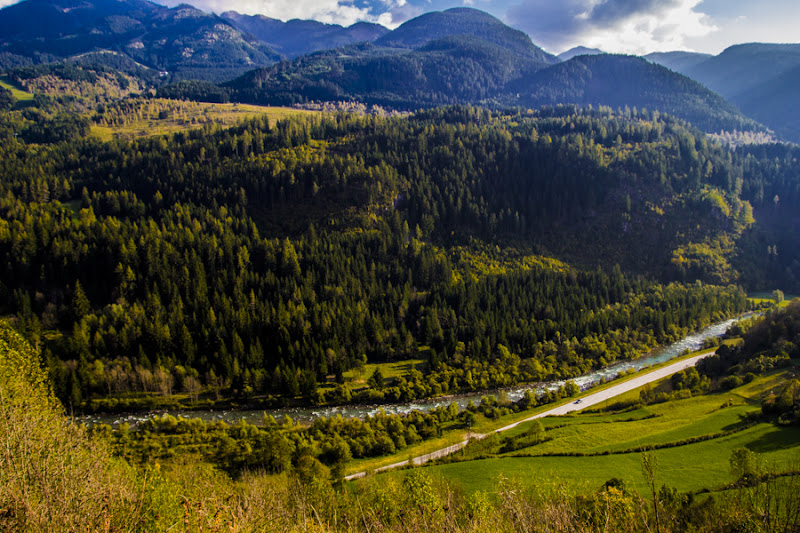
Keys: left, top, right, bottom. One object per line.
{"left": 506, "top": 0, "right": 717, "bottom": 54}
{"left": 586, "top": 0, "right": 716, "bottom": 54}
{"left": 158, "top": 0, "right": 402, "bottom": 27}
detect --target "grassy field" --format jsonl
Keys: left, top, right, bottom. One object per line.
{"left": 429, "top": 422, "right": 800, "bottom": 495}
{"left": 0, "top": 75, "right": 34, "bottom": 106}
{"left": 344, "top": 359, "right": 426, "bottom": 387}
{"left": 90, "top": 100, "right": 315, "bottom": 141}
{"left": 748, "top": 292, "right": 798, "bottom": 306}
{"left": 416, "top": 370, "right": 799, "bottom": 495}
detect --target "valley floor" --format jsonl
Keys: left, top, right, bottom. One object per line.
{"left": 346, "top": 350, "right": 718, "bottom": 479}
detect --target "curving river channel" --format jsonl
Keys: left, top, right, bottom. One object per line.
{"left": 86, "top": 315, "right": 745, "bottom": 428}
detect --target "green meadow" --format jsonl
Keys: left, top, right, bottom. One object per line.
{"left": 401, "top": 370, "right": 800, "bottom": 495}
{"left": 343, "top": 359, "right": 426, "bottom": 386}
{"left": 0, "top": 75, "right": 34, "bottom": 106}
{"left": 90, "top": 100, "right": 315, "bottom": 141}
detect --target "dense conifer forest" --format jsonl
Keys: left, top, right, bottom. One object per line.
{"left": 1, "top": 97, "right": 798, "bottom": 411}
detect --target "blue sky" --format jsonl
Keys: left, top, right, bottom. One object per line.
{"left": 1, "top": 0, "right": 797, "bottom": 55}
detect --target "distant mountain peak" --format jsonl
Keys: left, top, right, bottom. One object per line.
{"left": 375, "top": 7, "right": 557, "bottom": 63}
{"left": 557, "top": 46, "right": 604, "bottom": 62}
{"left": 644, "top": 51, "right": 711, "bottom": 73}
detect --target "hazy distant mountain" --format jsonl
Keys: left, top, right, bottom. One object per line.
{"left": 667, "top": 43, "right": 800, "bottom": 142}
{"left": 376, "top": 7, "right": 557, "bottom": 64}
{"left": 558, "top": 47, "right": 604, "bottom": 61}
{"left": 732, "top": 64, "right": 800, "bottom": 142}
{"left": 0, "top": 0, "right": 281, "bottom": 81}
{"left": 507, "top": 54, "right": 763, "bottom": 134}
{"left": 221, "top": 11, "right": 388, "bottom": 58}
{"left": 682, "top": 43, "right": 800, "bottom": 99}
{"left": 645, "top": 51, "right": 711, "bottom": 73}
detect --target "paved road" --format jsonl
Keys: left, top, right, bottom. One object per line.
{"left": 344, "top": 351, "right": 712, "bottom": 481}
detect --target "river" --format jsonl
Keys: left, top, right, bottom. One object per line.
{"left": 84, "top": 316, "right": 743, "bottom": 428}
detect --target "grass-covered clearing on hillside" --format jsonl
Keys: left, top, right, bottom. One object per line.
{"left": 90, "top": 100, "right": 314, "bottom": 140}
{"left": 344, "top": 359, "right": 426, "bottom": 387}
{"left": 748, "top": 292, "right": 798, "bottom": 305}
{"left": 0, "top": 75, "right": 34, "bottom": 105}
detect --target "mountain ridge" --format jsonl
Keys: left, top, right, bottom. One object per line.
{"left": 221, "top": 11, "right": 389, "bottom": 58}
{"left": 0, "top": 0, "right": 281, "bottom": 81}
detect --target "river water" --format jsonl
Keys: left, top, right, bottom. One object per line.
{"left": 85, "top": 316, "right": 742, "bottom": 428}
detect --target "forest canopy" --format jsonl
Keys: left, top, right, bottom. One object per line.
{"left": 0, "top": 101, "right": 796, "bottom": 409}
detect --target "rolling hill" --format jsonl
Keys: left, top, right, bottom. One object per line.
{"left": 681, "top": 43, "right": 800, "bottom": 100}
{"left": 227, "top": 45, "right": 762, "bottom": 136}
{"left": 225, "top": 34, "right": 553, "bottom": 108}
{"left": 508, "top": 54, "right": 764, "bottom": 134}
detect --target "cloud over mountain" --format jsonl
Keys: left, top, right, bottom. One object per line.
{"left": 158, "top": 0, "right": 408, "bottom": 27}
{"left": 505, "top": 0, "right": 716, "bottom": 54}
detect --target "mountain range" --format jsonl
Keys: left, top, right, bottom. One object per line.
{"left": 224, "top": 8, "right": 560, "bottom": 110}
{"left": 220, "top": 11, "right": 389, "bottom": 59}
{"left": 221, "top": 8, "right": 760, "bottom": 134}
{"left": 1, "top": 0, "right": 799, "bottom": 142}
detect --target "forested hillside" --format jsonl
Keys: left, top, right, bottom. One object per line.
{"left": 225, "top": 35, "right": 551, "bottom": 108}
{"left": 2, "top": 98, "right": 799, "bottom": 410}
{"left": 509, "top": 54, "right": 762, "bottom": 134}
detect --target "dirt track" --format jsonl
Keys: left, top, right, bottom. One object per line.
{"left": 344, "top": 351, "right": 712, "bottom": 481}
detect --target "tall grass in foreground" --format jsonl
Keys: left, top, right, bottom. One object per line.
{"left": 0, "top": 322, "right": 144, "bottom": 532}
